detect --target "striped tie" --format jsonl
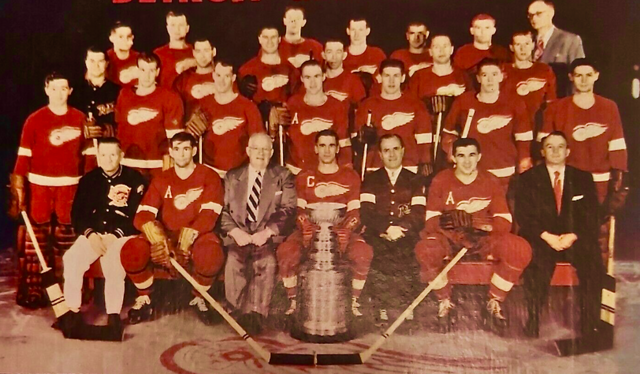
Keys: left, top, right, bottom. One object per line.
{"left": 247, "top": 171, "right": 262, "bottom": 222}
{"left": 534, "top": 38, "right": 544, "bottom": 61}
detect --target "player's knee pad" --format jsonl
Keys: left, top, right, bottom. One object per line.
{"left": 120, "top": 236, "right": 151, "bottom": 273}
{"left": 349, "top": 239, "right": 374, "bottom": 266}
{"left": 494, "top": 233, "right": 532, "bottom": 270}
{"left": 192, "top": 233, "right": 225, "bottom": 277}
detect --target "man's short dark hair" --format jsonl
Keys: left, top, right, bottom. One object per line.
{"left": 171, "top": 132, "right": 197, "bottom": 147}
{"left": 429, "top": 34, "right": 452, "bottom": 47}
{"left": 45, "top": 71, "right": 69, "bottom": 86}
{"left": 380, "top": 59, "right": 406, "bottom": 75}
{"left": 476, "top": 58, "right": 502, "bottom": 75}
{"left": 137, "top": 53, "right": 161, "bottom": 69}
{"left": 530, "top": 0, "right": 555, "bottom": 10}
{"left": 349, "top": 17, "right": 369, "bottom": 28}
{"left": 570, "top": 58, "right": 598, "bottom": 73}
{"left": 284, "top": 6, "right": 305, "bottom": 18}
{"left": 192, "top": 36, "right": 213, "bottom": 46}
{"left": 97, "top": 137, "right": 121, "bottom": 149}
{"left": 215, "top": 59, "right": 236, "bottom": 74}
{"left": 452, "top": 138, "right": 481, "bottom": 155}
{"left": 378, "top": 134, "right": 405, "bottom": 150}
{"left": 324, "top": 39, "right": 346, "bottom": 50}
{"left": 300, "top": 59, "right": 324, "bottom": 74}
{"left": 407, "top": 22, "right": 428, "bottom": 32}
{"left": 471, "top": 14, "right": 496, "bottom": 26}
{"left": 110, "top": 21, "right": 132, "bottom": 34}
{"left": 166, "top": 11, "right": 187, "bottom": 21}
{"left": 541, "top": 131, "right": 569, "bottom": 147}
{"left": 86, "top": 46, "right": 108, "bottom": 61}
{"left": 259, "top": 26, "right": 280, "bottom": 36}
{"left": 315, "top": 129, "right": 339, "bottom": 145}
{"left": 511, "top": 31, "right": 534, "bottom": 44}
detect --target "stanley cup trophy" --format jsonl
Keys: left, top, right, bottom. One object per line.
{"left": 291, "top": 202, "right": 353, "bottom": 343}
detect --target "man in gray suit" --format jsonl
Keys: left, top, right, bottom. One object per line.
{"left": 220, "top": 132, "right": 297, "bottom": 334}
{"left": 528, "top": 0, "right": 585, "bottom": 97}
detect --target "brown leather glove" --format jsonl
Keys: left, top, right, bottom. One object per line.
{"left": 269, "top": 104, "right": 292, "bottom": 135}
{"left": 8, "top": 174, "right": 26, "bottom": 220}
{"left": 418, "top": 162, "right": 434, "bottom": 177}
{"left": 185, "top": 107, "right": 209, "bottom": 137}
{"left": 334, "top": 228, "right": 351, "bottom": 253}
{"left": 102, "top": 123, "right": 116, "bottom": 138}
{"left": 142, "top": 221, "right": 172, "bottom": 268}
{"left": 428, "top": 95, "right": 454, "bottom": 114}
{"left": 297, "top": 214, "right": 317, "bottom": 248}
{"left": 176, "top": 227, "right": 199, "bottom": 268}
{"left": 606, "top": 169, "right": 629, "bottom": 216}
{"left": 440, "top": 210, "right": 473, "bottom": 230}
{"left": 83, "top": 116, "right": 103, "bottom": 139}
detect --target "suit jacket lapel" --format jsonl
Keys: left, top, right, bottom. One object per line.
{"left": 537, "top": 165, "right": 557, "bottom": 217}
{"left": 561, "top": 166, "right": 574, "bottom": 229}
{"left": 542, "top": 29, "right": 560, "bottom": 59}
{"left": 236, "top": 166, "right": 249, "bottom": 224}
{"left": 256, "top": 166, "right": 276, "bottom": 225}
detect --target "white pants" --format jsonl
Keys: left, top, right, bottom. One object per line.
{"left": 63, "top": 235, "right": 132, "bottom": 314}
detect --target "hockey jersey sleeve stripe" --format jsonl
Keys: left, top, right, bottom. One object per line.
{"left": 592, "top": 172, "right": 611, "bottom": 182}
{"left": 443, "top": 128, "right": 459, "bottom": 136}
{"left": 536, "top": 131, "right": 550, "bottom": 142}
{"left": 491, "top": 273, "right": 514, "bottom": 292}
{"left": 411, "top": 196, "right": 427, "bottom": 206}
{"left": 347, "top": 200, "right": 361, "bottom": 212}
{"left": 405, "top": 166, "right": 419, "bottom": 174}
{"left": 514, "top": 130, "right": 534, "bottom": 141}
{"left": 426, "top": 210, "right": 442, "bottom": 221}
{"left": 286, "top": 164, "right": 302, "bottom": 176}
{"left": 297, "top": 198, "right": 307, "bottom": 208}
{"left": 493, "top": 213, "right": 513, "bottom": 223}
{"left": 360, "top": 193, "right": 376, "bottom": 204}
{"left": 339, "top": 138, "right": 352, "bottom": 148}
{"left": 165, "top": 129, "right": 183, "bottom": 138}
{"left": 27, "top": 173, "right": 80, "bottom": 187}
{"left": 200, "top": 202, "right": 223, "bottom": 214}
{"left": 121, "top": 158, "right": 164, "bottom": 169}
{"left": 487, "top": 166, "right": 516, "bottom": 178}
{"left": 608, "top": 138, "right": 627, "bottom": 151}
{"left": 351, "top": 132, "right": 358, "bottom": 139}
{"left": 136, "top": 204, "right": 159, "bottom": 216}
{"left": 414, "top": 133, "right": 433, "bottom": 144}
{"left": 18, "top": 147, "right": 32, "bottom": 157}
{"left": 82, "top": 146, "right": 97, "bottom": 156}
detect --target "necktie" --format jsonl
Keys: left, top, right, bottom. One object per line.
{"left": 534, "top": 38, "right": 544, "bottom": 61}
{"left": 247, "top": 171, "right": 262, "bottom": 222}
{"left": 553, "top": 171, "right": 562, "bottom": 214}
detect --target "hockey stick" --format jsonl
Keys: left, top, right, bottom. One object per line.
{"left": 21, "top": 211, "right": 121, "bottom": 341}
{"left": 433, "top": 112, "right": 443, "bottom": 162}
{"left": 360, "top": 111, "right": 372, "bottom": 181}
{"left": 554, "top": 216, "right": 616, "bottom": 356}
{"left": 198, "top": 136, "right": 203, "bottom": 164}
{"left": 279, "top": 124, "right": 284, "bottom": 167}
{"left": 461, "top": 109, "right": 475, "bottom": 139}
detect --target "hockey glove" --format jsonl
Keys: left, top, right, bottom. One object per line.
{"left": 185, "top": 107, "right": 209, "bottom": 137}
{"left": 297, "top": 214, "right": 317, "bottom": 248}
{"left": 238, "top": 75, "right": 258, "bottom": 100}
{"left": 440, "top": 210, "right": 474, "bottom": 230}
{"left": 176, "top": 227, "right": 198, "bottom": 268}
{"left": 141, "top": 221, "right": 172, "bottom": 269}
{"left": 8, "top": 174, "right": 26, "bottom": 220}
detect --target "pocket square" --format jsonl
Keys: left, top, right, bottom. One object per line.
{"left": 572, "top": 195, "right": 584, "bottom": 201}
{"left": 275, "top": 191, "right": 283, "bottom": 196}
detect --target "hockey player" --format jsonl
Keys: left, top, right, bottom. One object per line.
{"left": 453, "top": 14, "right": 510, "bottom": 74}
{"left": 121, "top": 132, "right": 225, "bottom": 325}
{"left": 279, "top": 7, "right": 324, "bottom": 68}
{"left": 390, "top": 23, "right": 433, "bottom": 78}
{"left": 321, "top": 39, "right": 366, "bottom": 107}
{"left": 361, "top": 134, "right": 425, "bottom": 325}
{"left": 355, "top": 59, "right": 433, "bottom": 175}
{"left": 173, "top": 37, "right": 217, "bottom": 118}
{"left": 107, "top": 22, "right": 139, "bottom": 87}
{"left": 414, "top": 138, "right": 532, "bottom": 333}
{"left": 344, "top": 18, "right": 387, "bottom": 94}
{"left": 186, "top": 60, "right": 265, "bottom": 178}
{"left": 276, "top": 130, "right": 373, "bottom": 316}
{"left": 538, "top": 58, "right": 628, "bottom": 205}
{"left": 115, "top": 53, "right": 184, "bottom": 180}
{"left": 503, "top": 31, "right": 556, "bottom": 125}
{"left": 154, "top": 11, "right": 196, "bottom": 88}
{"left": 442, "top": 59, "right": 533, "bottom": 190}
{"left": 283, "top": 60, "right": 351, "bottom": 175}
{"left": 9, "top": 72, "right": 87, "bottom": 308}
{"left": 238, "top": 26, "right": 299, "bottom": 122}
{"left": 62, "top": 138, "right": 145, "bottom": 334}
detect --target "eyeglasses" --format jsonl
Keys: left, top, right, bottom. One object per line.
{"left": 248, "top": 147, "right": 272, "bottom": 153}
{"left": 528, "top": 11, "right": 547, "bottom": 19}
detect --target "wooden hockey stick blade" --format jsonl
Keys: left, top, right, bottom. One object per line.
{"left": 169, "top": 258, "right": 271, "bottom": 363}
{"left": 359, "top": 247, "right": 468, "bottom": 364}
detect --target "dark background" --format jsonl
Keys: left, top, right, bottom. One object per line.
{"left": 0, "top": 0, "right": 638, "bottom": 257}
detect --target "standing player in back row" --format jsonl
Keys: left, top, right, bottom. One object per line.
{"left": 172, "top": 37, "right": 217, "bottom": 119}
{"left": 279, "top": 7, "right": 324, "bottom": 69}
{"left": 453, "top": 14, "right": 510, "bottom": 76}
{"left": 107, "top": 22, "right": 139, "bottom": 88}
{"left": 154, "top": 11, "right": 196, "bottom": 89}
{"left": 390, "top": 22, "right": 433, "bottom": 78}
{"left": 344, "top": 18, "right": 387, "bottom": 95}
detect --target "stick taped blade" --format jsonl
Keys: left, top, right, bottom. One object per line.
{"left": 269, "top": 353, "right": 315, "bottom": 365}
{"left": 317, "top": 353, "right": 363, "bottom": 365}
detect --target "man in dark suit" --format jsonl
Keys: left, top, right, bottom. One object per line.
{"left": 516, "top": 131, "right": 603, "bottom": 339}
{"left": 220, "top": 132, "right": 297, "bottom": 334}
{"left": 528, "top": 1, "right": 585, "bottom": 97}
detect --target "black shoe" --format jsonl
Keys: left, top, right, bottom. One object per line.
{"left": 239, "top": 312, "right": 264, "bottom": 336}
{"left": 483, "top": 298, "right": 508, "bottom": 336}
{"left": 58, "top": 311, "right": 83, "bottom": 337}
{"left": 189, "top": 296, "right": 219, "bottom": 326}
{"left": 128, "top": 295, "right": 155, "bottom": 325}
{"left": 107, "top": 314, "right": 124, "bottom": 341}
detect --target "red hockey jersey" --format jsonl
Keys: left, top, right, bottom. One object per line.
{"left": 134, "top": 164, "right": 223, "bottom": 233}
{"left": 106, "top": 49, "right": 139, "bottom": 87}
{"left": 443, "top": 91, "right": 532, "bottom": 178}
{"left": 172, "top": 68, "right": 216, "bottom": 118}
{"left": 502, "top": 62, "right": 556, "bottom": 121}
{"left": 296, "top": 166, "right": 361, "bottom": 216}
{"left": 14, "top": 106, "right": 86, "bottom": 186}
{"left": 425, "top": 169, "right": 512, "bottom": 233}
{"left": 539, "top": 95, "right": 628, "bottom": 179}
{"left": 115, "top": 86, "right": 184, "bottom": 168}
{"left": 453, "top": 44, "right": 510, "bottom": 72}
{"left": 153, "top": 44, "right": 194, "bottom": 88}
{"left": 239, "top": 56, "right": 299, "bottom": 104}
{"left": 323, "top": 71, "right": 367, "bottom": 106}
{"left": 355, "top": 94, "right": 433, "bottom": 170}
{"left": 278, "top": 38, "right": 324, "bottom": 68}
{"left": 344, "top": 46, "right": 387, "bottom": 75}
{"left": 199, "top": 94, "right": 265, "bottom": 176}
{"left": 285, "top": 95, "right": 352, "bottom": 174}
{"left": 407, "top": 66, "right": 469, "bottom": 100}
{"left": 389, "top": 49, "right": 433, "bottom": 77}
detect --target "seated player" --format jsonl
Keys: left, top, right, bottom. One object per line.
{"left": 279, "top": 6, "right": 324, "bottom": 68}
{"left": 452, "top": 14, "right": 510, "bottom": 75}
{"left": 185, "top": 60, "right": 264, "bottom": 178}
{"left": 154, "top": 11, "right": 196, "bottom": 88}
{"left": 442, "top": 58, "right": 533, "bottom": 191}
{"left": 283, "top": 60, "right": 351, "bottom": 175}
{"left": 355, "top": 59, "right": 433, "bottom": 176}
{"left": 390, "top": 22, "right": 432, "bottom": 78}
{"left": 115, "top": 53, "right": 184, "bottom": 180}
{"left": 107, "top": 21, "right": 139, "bottom": 87}
{"left": 220, "top": 133, "right": 297, "bottom": 334}
{"left": 173, "top": 37, "right": 217, "bottom": 118}
{"left": 121, "top": 132, "right": 225, "bottom": 325}
{"left": 277, "top": 130, "right": 373, "bottom": 317}
{"left": 414, "top": 138, "right": 532, "bottom": 334}
{"left": 62, "top": 138, "right": 145, "bottom": 334}
{"left": 361, "top": 134, "right": 425, "bottom": 325}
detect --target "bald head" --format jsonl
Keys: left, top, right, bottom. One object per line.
{"left": 247, "top": 133, "right": 273, "bottom": 170}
